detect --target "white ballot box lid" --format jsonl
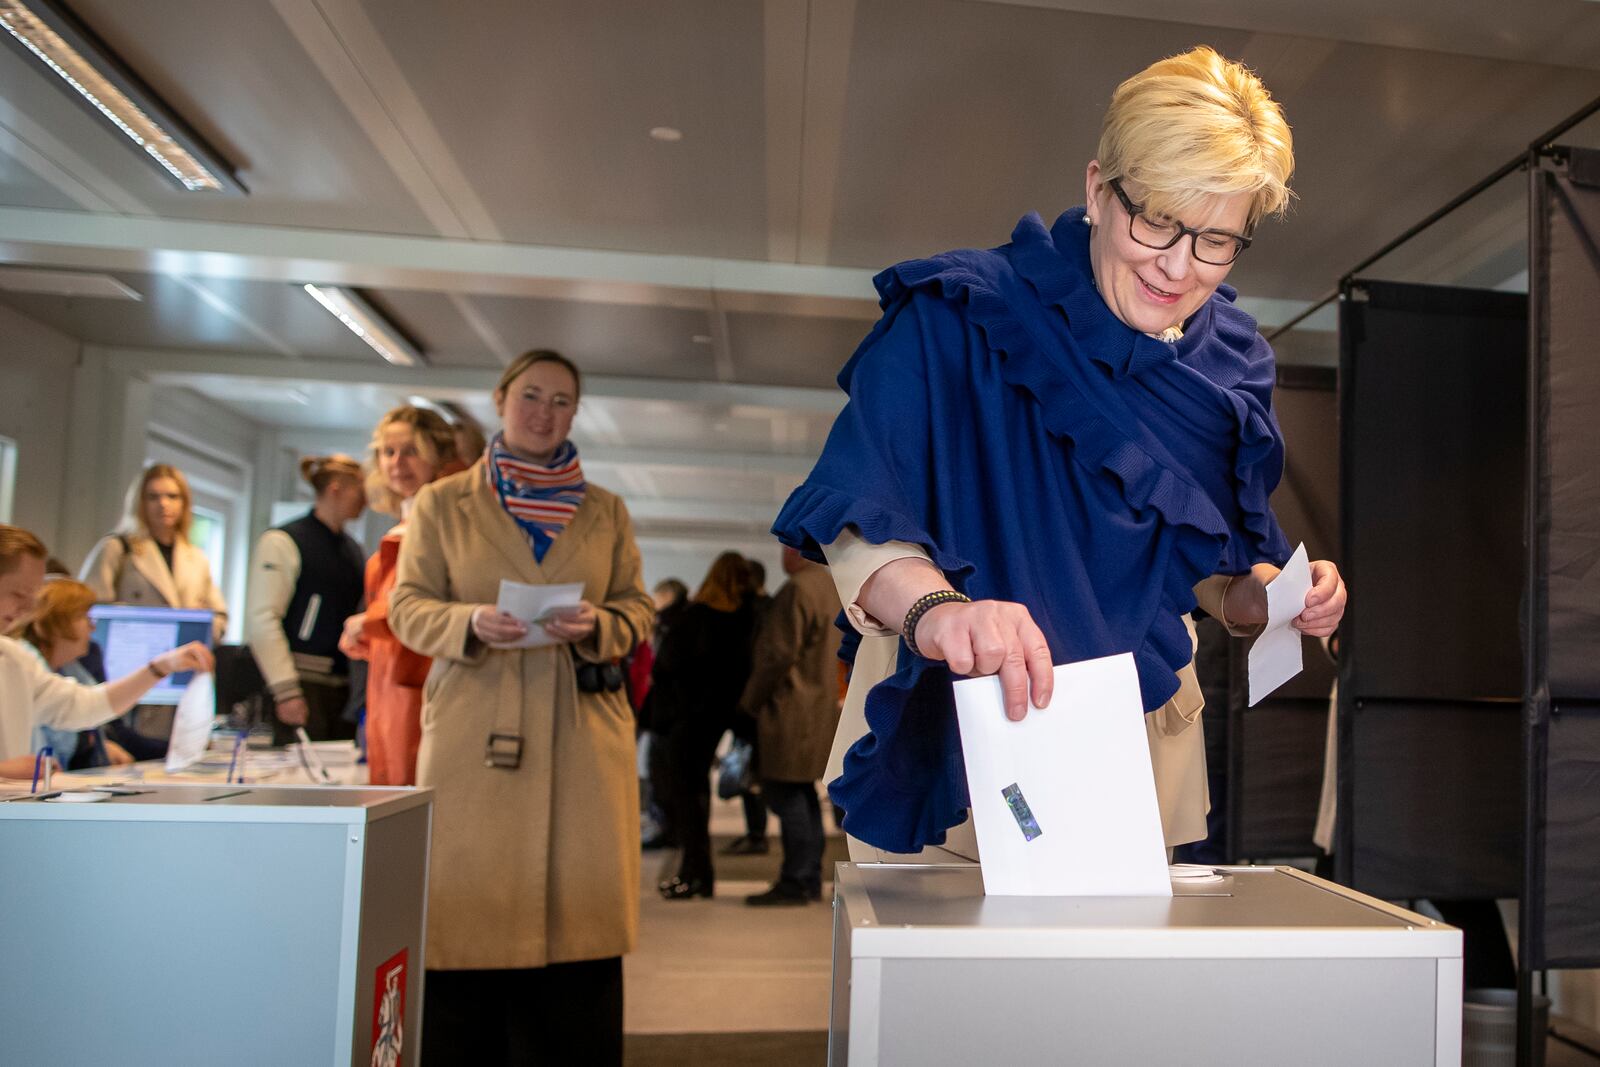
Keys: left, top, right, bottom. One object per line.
{"left": 0, "top": 782, "right": 431, "bottom": 825}
{"left": 835, "top": 863, "right": 1460, "bottom": 961}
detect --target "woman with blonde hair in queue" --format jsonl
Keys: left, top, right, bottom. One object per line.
{"left": 13, "top": 576, "right": 135, "bottom": 769}
{"left": 1, "top": 525, "right": 213, "bottom": 779}
{"left": 245, "top": 455, "right": 367, "bottom": 745}
{"left": 80, "top": 463, "right": 228, "bottom": 756}
{"left": 338, "top": 406, "right": 460, "bottom": 785}
{"left": 389, "top": 349, "right": 654, "bottom": 1065}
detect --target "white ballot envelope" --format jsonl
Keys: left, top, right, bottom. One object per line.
{"left": 1247, "top": 542, "right": 1313, "bottom": 706}
{"left": 164, "top": 672, "right": 215, "bottom": 772}
{"left": 953, "top": 652, "right": 1171, "bottom": 897}
{"left": 492, "top": 580, "right": 586, "bottom": 649}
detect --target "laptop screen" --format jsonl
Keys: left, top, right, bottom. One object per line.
{"left": 88, "top": 605, "right": 215, "bottom": 707}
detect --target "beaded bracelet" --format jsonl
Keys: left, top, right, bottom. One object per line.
{"left": 902, "top": 590, "right": 972, "bottom": 658}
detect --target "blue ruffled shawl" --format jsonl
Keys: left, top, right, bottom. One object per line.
{"left": 770, "top": 208, "right": 1292, "bottom": 854}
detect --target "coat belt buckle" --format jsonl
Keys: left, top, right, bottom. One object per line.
{"left": 484, "top": 732, "right": 523, "bottom": 770}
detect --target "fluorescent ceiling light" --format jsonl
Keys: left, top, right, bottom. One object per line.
{"left": 303, "top": 284, "right": 423, "bottom": 367}
{"left": 0, "top": 266, "right": 140, "bottom": 299}
{"left": 0, "top": 0, "right": 242, "bottom": 193}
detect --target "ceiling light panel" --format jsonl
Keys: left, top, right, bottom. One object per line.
{"left": 303, "top": 284, "right": 424, "bottom": 367}
{"left": 0, "top": 0, "right": 242, "bottom": 193}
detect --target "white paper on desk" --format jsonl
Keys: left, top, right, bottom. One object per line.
{"left": 953, "top": 652, "right": 1171, "bottom": 897}
{"left": 1247, "top": 542, "right": 1313, "bottom": 707}
{"left": 492, "top": 580, "right": 585, "bottom": 649}
{"left": 163, "top": 673, "right": 214, "bottom": 772}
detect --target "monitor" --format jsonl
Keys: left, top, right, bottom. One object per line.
{"left": 88, "top": 605, "right": 215, "bottom": 706}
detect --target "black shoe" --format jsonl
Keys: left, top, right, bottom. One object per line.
{"left": 744, "top": 883, "right": 811, "bottom": 907}
{"left": 659, "top": 876, "right": 713, "bottom": 900}
{"left": 720, "top": 834, "right": 769, "bottom": 855}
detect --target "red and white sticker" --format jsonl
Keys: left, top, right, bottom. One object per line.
{"left": 371, "top": 949, "right": 408, "bottom": 1067}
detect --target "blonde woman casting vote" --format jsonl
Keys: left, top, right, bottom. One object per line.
{"left": 389, "top": 349, "right": 653, "bottom": 1065}
{"left": 773, "top": 47, "right": 1346, "bottom": 860}
{"left": 1, "top": 525, "right": 213, "bottom": 780}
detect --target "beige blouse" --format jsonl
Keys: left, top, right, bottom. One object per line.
{"left": 821, "top": 528, "right": 1259, "bottom": 861}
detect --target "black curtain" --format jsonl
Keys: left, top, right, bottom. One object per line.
{"left": 1336, "top": 279, "right": 1526, "bottom": 900}
{"left": 1526, "top": 146, "right": 1600, "bottom": 969}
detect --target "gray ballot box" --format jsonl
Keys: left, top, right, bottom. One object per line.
{"left": 0, "top": 783, "right": 431, "bottom": 1067}
{"left": 830, "top": 863, "right": 1463, "bottom": 1066}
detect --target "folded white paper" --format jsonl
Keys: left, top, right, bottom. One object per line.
{"left": 492, "top": 580, "right": 585, "bottom": 649}
{"left": 1247, "top": 542, "right": 1313, "bottom": 706}
{"left": 164, "top": 673, "right": 215, "bottom": 772}
{"left": 953, "top": 653, "right": 1172, "bottom": 897}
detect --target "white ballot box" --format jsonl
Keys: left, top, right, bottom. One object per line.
{"left": 830, "top": 863, "right": 1462, "bottom": 1066}
{"left": 0, "top": 784, "right": 431, "bottom": 1067}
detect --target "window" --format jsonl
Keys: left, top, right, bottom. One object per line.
{"left": 0, "top": 436, "right": 15, "bottom": 524}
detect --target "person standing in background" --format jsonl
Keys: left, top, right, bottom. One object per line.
{"left": 652, "top": 551, "right": 757, "bottom": 900}
{"left": 639, "top": 577, "right": 689, "bottom": 850}
{"left": 340, "top": 407, "right": 460, "bottom": 785}
{"left": 388, "top": 349, "right": 655, "bottom": 1065}
{"left": 246, "top": 455, "right": 367, "bottom": 745}
{"left": 739, "top": 547, "right": 844, "bottom": 905}
{"left": 80, "top": 463, "right": 229, "bottom": 757}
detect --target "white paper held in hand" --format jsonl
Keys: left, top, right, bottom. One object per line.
{"left": 1247, "top": 542, "right": 1313, "bottom": 706}
{"left": 164, "top": 672, "right": 214, "bottom": 772}
{"left": 952, "top": 652, "right": 1171, "bottom": 897}
{"left": 493, "top": 579, "right": 586, "bottom": 649}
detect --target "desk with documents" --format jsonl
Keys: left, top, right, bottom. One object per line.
{"left": 830, "top": 862, "right": 1463, "bottom": 1066}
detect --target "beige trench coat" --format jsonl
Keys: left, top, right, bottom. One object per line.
{"left": 387, "top": 461, "right": 654, "bottom": 970}
{"left": 739, "top": 562, "right": 843, "bottom": 783}
{"left": 79, "top": 533, "right": 229, "bottom": 642}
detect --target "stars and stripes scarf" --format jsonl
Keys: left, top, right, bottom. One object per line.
{"left": 486, "top": 433, "right": 587, "bottom": 562}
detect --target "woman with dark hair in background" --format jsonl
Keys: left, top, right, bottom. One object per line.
{"left": 340, "top": 406, "right": 460, "bottom": 785}
{"left": 652, "top": 551, "right": 756, "bottom": 900}
{"left": 245, "top": 455, "right": 367, "bottom": 744}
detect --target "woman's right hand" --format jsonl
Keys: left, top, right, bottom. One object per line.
{"left": 151, "top": 641, "right": 215, "bottom": 677}
{"left": 339, "top": 612, "right": 369, "bottom": 660}
{"left": 471, "top": 606, "right": 528, "bottom": 646}
{"left": 911, "top": 599, "right": 1054, "bottom": 721}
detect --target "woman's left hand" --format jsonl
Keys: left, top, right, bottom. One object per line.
{"left": 543, "top": 600, "right": 598, "bottom": 642}
{"left": 1294, "top": 560, "right": 1346, "bottom": 638}
{"left": 105, "top": 740, "right": 135, "bottom": 766}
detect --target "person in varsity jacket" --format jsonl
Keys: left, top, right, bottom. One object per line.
{"left": 246, "top": 455, "right": 368, "bottom": 745}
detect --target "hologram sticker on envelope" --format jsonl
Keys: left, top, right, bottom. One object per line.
{"left": 953, "top": 652, "right": 1171, "bottom": 897}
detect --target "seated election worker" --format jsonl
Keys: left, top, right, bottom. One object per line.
{"left": 388, "top": 349, "right": 654, "bottom": 1065}
{"left": 771, "top": 46, "right": 1347, "bottom": 860}
{"left": 12, "top": 576, "right": 133, "bottom": 769}
{"left": 0, "top": 525, "right": 214, "bottom": 779}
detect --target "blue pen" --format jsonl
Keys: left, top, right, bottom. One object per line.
{"left": 30, "top": 745, "right": 53, "bottom": 794}
{"left": 226, "top": 731, "right": 247, "bottom": 784}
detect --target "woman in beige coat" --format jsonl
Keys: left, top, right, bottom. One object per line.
{"left": 388, "top": 349, "right": 653, "bottom": 1067}
{"left": 80, "top": 463, "right": 229, "bottom": 758}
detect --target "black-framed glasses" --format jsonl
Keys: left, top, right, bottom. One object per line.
{"left": 1106, "top": 178, "right": 1252, "bottom": 266}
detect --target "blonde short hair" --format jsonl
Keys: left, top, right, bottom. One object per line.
{"left": 365, "top": 405, "right": 459, "bottom": 516}
{"left": 1097, "top": 46, "right": 1293, "bottom": 231}
{"left": 121, "top": 464, "right": 194, "bottom": 543}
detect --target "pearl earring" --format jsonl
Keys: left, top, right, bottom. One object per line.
{"left": 1083, "top": 215, "right": 1093, "bottom": 226}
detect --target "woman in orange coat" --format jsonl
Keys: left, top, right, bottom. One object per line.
{"left": 341, "top": 406, "right": 461, "bottom": 785}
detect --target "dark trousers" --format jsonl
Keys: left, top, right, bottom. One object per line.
{"left": 271, "top": 678, "right": 356, "bottom": 746}
{"left": 1431, "top": 899, "right": 1517, "bottom": 990}
{"left": 421, "top": 957, "right": 622, "bottom": 1066}
{"left": 665, "top": 720, "right": 724, "bottom": 883}
{"left": 741, "top": 788, "right": 768, "bottom": 839}
{"left": 763, "top": 779, "right": 824, "bottom": 897}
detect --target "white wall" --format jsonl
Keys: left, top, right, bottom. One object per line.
{"left": 0, "top": 303, "right": 80, "bottom": 551}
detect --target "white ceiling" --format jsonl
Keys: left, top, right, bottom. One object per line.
{"left": 2, "top": 0, "right": 1598, "bottom": 547}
